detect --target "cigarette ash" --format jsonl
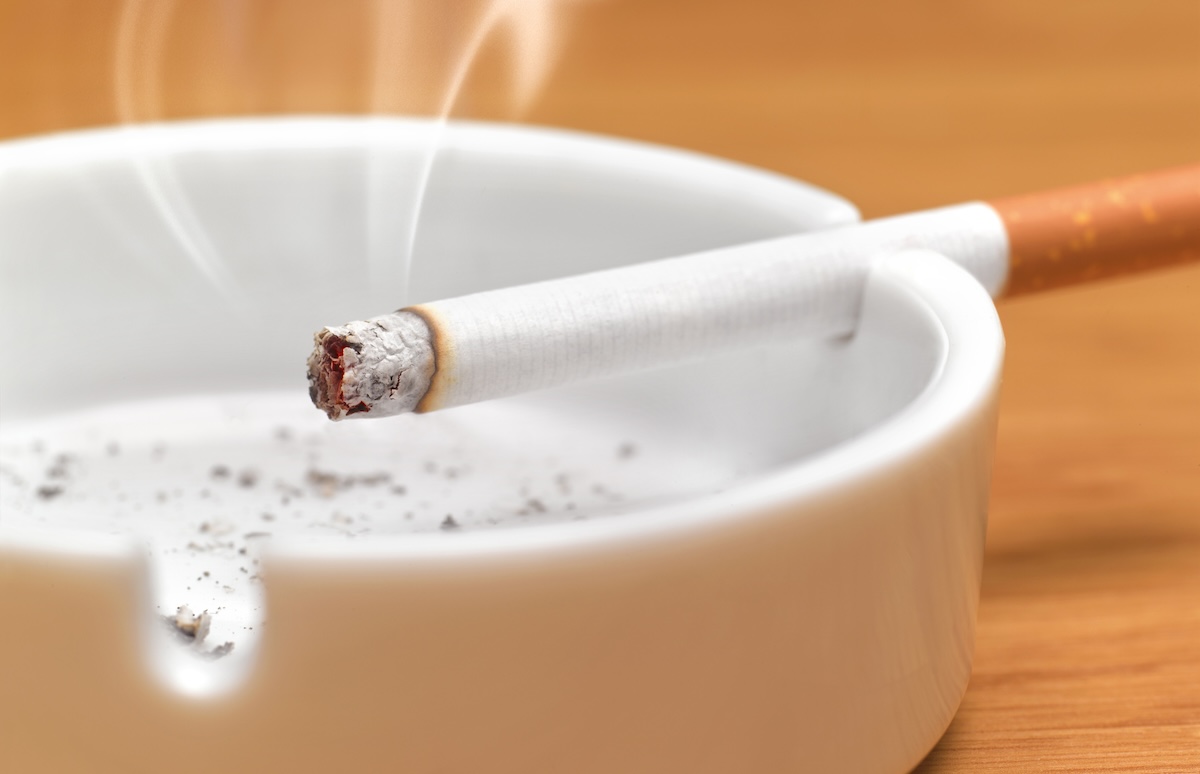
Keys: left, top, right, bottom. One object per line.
{"left": 308, "top": 313, "right": 434, "bottom": 421}
{"left": 163, "top": 606, "right": 234, "bottom": 659}
{"left": 0, "top": 392, "right": 737, "bottom": 650}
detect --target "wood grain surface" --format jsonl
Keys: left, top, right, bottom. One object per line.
{"left": 2, "top": 0, "right": 1198, "bottom": 769}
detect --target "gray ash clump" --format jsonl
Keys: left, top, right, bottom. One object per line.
{"left": 36, "top": 484, "right": 64, "bottom": 500}
{"left": 162, "top": 606, "right": 234, "bottom": 659}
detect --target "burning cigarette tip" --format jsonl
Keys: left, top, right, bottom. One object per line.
{"left": 307, "top": 329, "right": 363, "bottom": 419}
{"left": 306, "top": 312, "right": 436, "bottom": 421}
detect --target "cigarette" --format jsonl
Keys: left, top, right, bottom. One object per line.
{"left": 308, "top": 164, "right": 1199, "bottom": 420}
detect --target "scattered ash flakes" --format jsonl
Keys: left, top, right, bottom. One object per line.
{"left": 305, "top": 520, "right": 357, "bottom": 537}
{"left": 165, "top": 605, "right": 209, "bottom": 641}
{"left": 36, "top": 484, "right": 64, "bottom": 501}
{"left": 162, "top": 605, "right": 234, "bottom": 659}
{"left": 306, "top": 468, "right": 340, "bottom": 498}
{"left": 0, "top": 462, "right": 27, "bottom": 488}
{"left": 274, "top": 480, "right": 305, "bottom": 507}
{"left": 186, "top": 539, "right": 239, "bottom": 554}
{"left": 357, "top": 472, "right": 391, "bottom": 487}
{"left": 198, "top": 519, "right": 236, "bottom": 537}
{"left": 45, "top": 452, "right": 76, "bottom": 480}
{"left": 3, "top": 423, "right": 650, "bottom": 646}
{"left": 305, "top": 467, "right": 396, "bottom": 499}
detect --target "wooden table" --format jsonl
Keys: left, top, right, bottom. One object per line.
{"left": 3, "top": 0, "right": 1198, "bottom": 768}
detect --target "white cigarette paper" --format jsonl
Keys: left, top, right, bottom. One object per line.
{"left": 308, "top": 203, "right": 1009, "bottom": 419}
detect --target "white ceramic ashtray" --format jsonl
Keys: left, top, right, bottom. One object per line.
{"left": 0, "top": 118, "right": 1002, "bottom": 773}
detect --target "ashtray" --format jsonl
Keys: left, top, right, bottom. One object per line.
{"left": 0, "top": 118, "right": 1001, "bottom": 773}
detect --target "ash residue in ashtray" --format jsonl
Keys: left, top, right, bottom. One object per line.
{"left": 304, "top": 467, "right": 393, "bottom": 498}
{"left": 2, "top": 422, "right": 643, "bottom": 540}
{"left": 162, "top": 605, "right": 234, "bottom": 659}
{"left": 26, "top": 453, "right": 79, "bottom": 501}
{"left": 0, "top": 405, "right": 659, "bottom": 651}
{"left": 36, "top": 484, "right": 64, "bottom": 500}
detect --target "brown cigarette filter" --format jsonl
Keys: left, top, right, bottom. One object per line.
{"left": 989, "top": 164, "right": 1200, "bottom": 296}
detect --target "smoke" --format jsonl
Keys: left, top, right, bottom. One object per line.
{"left": 502, "top": 0, "right": 583, "bottom": 116}
{"left": 369, "top": 0, "right": 591, "bottom": 119}
{"left": 113, "top": 0, "right": 595, "bottom": 304}
{"left": 114, "top": 0, "right": 172, "bottom": 122}
{"left": 367, "top": 0, "right": 594, "bottom": 304}
{"left": 114, "top": 0, "right": 246, "bottom": 304}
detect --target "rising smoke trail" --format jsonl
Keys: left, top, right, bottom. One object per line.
{"left": 115, "top": 0, "right": 247, "bottom": 306}
{"left": 114, "top": 0, "right": 586, "bottom": 308}
{"left": 368, "top": 0, "right": 589, "bottom": 306}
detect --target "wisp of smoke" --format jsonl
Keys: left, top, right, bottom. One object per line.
{"left": 114, "top": 0, "right": 593, "bottom": 307}
{"left": 369, "top": 0, "right": 593, "bottom": 306}
{"left": 115, "top": 0, "right": 248, "bottom": 307}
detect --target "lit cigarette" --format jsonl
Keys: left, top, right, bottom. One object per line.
{"left": 308, "top": 165, "right": 1199, "bottom": 420}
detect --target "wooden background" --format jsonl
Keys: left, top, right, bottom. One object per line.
{"left": 2, "top": 0, "right": 1198, "bottom": 769}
